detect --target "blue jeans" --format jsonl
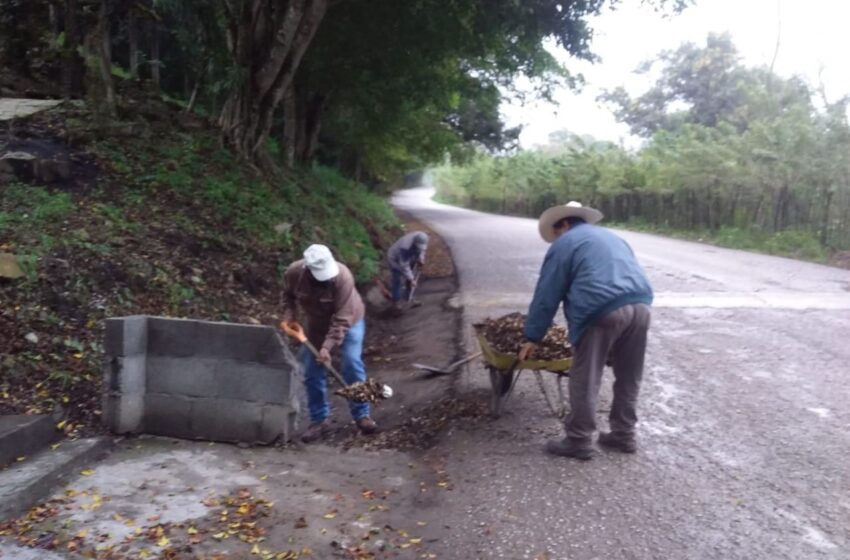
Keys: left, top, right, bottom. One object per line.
{"left": 390, "top": 268, "right": 410, "bottom": 302}
{"left": 301, "top": 319, "right": 370, "bottom": 423}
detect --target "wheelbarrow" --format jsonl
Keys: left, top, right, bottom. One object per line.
{"left": 475, "top": 330, "right": 571, "bottom": 418}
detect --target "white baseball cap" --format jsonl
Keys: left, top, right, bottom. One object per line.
{"left": 303, "top": 244, "right": 340, "bottom": 281}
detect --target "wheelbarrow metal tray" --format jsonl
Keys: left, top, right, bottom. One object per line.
{"left": 475, "top": 332, "right": 571, "bottom": 373}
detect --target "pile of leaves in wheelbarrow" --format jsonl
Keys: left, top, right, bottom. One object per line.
{"left": 475, "top": 312, "right": 572, "bottom": 360}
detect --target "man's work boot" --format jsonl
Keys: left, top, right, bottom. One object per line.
{"left": 598, "top": 431, "right": 637, "bottom": 454}
{"left": 356, "top": 417, "right": 378, "bottom": 435}
{"left": 544, "top": 437, "right": 595, "bottom": 461}
{"left": 300, "top": 420, "right": 331, "bottom": 444}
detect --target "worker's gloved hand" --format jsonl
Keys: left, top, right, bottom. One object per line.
{"left": 518, "top": 341, "right": 537, "bottom": 362}
{"left": 317, "top": 347, "right": 332, "bottom": 366}
{"left": 409, "top": 279, "right": 418, "bottom": 289}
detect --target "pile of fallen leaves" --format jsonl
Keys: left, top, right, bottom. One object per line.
{"left": 475, "top": 312, "right": 571, "bottom": 361}
{"left": 198, "top": 489, "right": 305, "bottom": 559}
{"left": 0, "top": 488, "right": 304, "bottom": 559}
{"left": 334, "top": 379, "right": 389, "bottom": 404}
{"left": 346, "top": 395, "right": 490, "bottom": 452}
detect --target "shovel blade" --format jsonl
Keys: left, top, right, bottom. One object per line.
{"left": 412, "top": 363, "right": 450, "bottom": 375}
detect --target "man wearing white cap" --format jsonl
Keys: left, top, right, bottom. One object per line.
{"left": 519, "top": 201, "right": 653, "bottom": 460}
{"left": 386, "top": 231, "right": 428, "bottom": 303}
{"left": 281, "top": 244, "right": 378, "bottom": 442}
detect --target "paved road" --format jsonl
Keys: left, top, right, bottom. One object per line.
{"left": 394, "top": 187, "right": 850, "bottom": 560}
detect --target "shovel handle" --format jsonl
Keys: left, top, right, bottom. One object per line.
{"left": 280, "top": 321, "right": 307, "bottom": 343}
{"left": 280, "top": 321, "right": 348, "bottom": 387}
{"left": 407, "top": 269, "right": 421, "bottom": 302}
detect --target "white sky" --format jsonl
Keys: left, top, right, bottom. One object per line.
{"left": 502, "top": 0, "right": 850, "bottom": 149}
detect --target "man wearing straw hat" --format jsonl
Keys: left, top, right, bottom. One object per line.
{"left": 281, "top": 244, "right": 378, "bottom": 443}
{"left": 519, "top": 202, "right": 653, "bottom": 460}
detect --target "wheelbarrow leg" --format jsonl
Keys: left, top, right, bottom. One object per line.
{"left": 488, "top": 365, "right": 520, "bottom": 418}
{"left": 533, "top": 370, "right": 569, "bottom": 419}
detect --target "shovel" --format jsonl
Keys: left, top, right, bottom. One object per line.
{"left": 407, "top": 267, "right": 421, "bottom": 303}
{"left": 280, "top": 321, "right": 393, "bottom": 402}
{"left": 412, "top": 351, "right": 482, "bottom": 375}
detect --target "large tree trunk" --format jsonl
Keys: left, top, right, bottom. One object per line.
{"left": 63, "top": 0, "right": 84, "bottom": 99}
{"left": 281, "top": 88, "right": 298, "bottom": 168}
{"left": 83, "top": 0, "right": 117, "bottom": 120}
{"left": 186, "top": 74, "right": 202, "bottom": 113}
{"left": 49, "top": 2, "right": 60, "bottom": 37}
{"left": 298, "top": 92, "right": 325, "bottom": 162}
{"left": 219, "top": 0, "right": 329, "bottom": 170}
{"left": 128, "top": 6, "right": 139, "bottom": 79}
{"left": 150, "top": 20, "right": 160, "bottom": 89}
{"left": 101, "top": 1, "right": 111, "bottom": 63}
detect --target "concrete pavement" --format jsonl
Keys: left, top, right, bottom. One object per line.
{"left": 394, "top": 187, "right": 850, "bottom": 560}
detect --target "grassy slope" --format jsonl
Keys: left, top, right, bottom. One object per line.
{"left": 0, "top": 102, "right": 400, "bottom": 437}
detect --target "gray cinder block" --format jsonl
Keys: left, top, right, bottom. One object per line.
{"left": 190, "top": 398, "right": 262, "bottom": 442}
{"left": 103, "top": 393, "right": 145, "bottom": 434}
{"left": 143, "top": 393, "right": 194, "bottom": 440}
{"left": 104, "top": 316, "right": 148, "bottom": 357}
{"left": 259, "top": 404, "right": 297, "bottom": 444}
{"left": 102, "top": 316, "right": 300, "bottom": 444}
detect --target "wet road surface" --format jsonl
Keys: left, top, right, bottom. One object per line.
{"left": 394, "top": 187, "right": 850, "bottom": 560}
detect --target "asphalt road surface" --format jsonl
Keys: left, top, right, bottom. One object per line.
{"left": 394, "top": 187, "right": 850, "bottom": 560}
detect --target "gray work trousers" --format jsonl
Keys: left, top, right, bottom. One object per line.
{"left": 565, "top": 303, "right": 651, "bottom": 441}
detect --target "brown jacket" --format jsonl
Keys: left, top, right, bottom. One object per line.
{"left": 281, "top": 260, "right": 365, "bottom": 352}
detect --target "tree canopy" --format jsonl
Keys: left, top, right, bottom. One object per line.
{"left": 0, "top": 0, "right": 689, "bottom": 180}
{"left": 435, "top": 34, "right": 850, "bottom": 255}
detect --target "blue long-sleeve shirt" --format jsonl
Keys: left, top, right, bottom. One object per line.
{"left": 524, "top": 223, "right": 653, "bottom": 345}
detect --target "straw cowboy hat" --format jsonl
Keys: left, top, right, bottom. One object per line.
{"left": 538, "top": 201, "right": 603, "bottom": 243}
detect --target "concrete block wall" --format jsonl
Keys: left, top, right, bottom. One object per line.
{"left": 103, "top": 316, "right": 300, "bottom": 444}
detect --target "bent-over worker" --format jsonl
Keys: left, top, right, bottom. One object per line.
{"left": 520, "top": 201, "right": 653, "bottom": 460}
{"left": 386, "top": 231, "right": 428, "bottom": 302}
{"left": 281, "top": 244, "right": 378, "bottom": 443}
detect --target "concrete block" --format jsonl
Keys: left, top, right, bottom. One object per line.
{"left": 0, "top": 415, "right": 61, "bottom": 467}
{"left": 212, "top": 363, "right": 294, "bottom": 404}
{"left": 192, "top": 321, "right": 271, "bottom": 362}
{"left": 190, "top": 398, "right": 262, "bottom": 443}
{"left": 145, "top": 356, "right": 218, "bottom": 398}
{"left": 143, "top": 393, "right": 194, "bottom": 440}
{"left": 103, "top": 394, "right": 145, "bottom": 434}
{"left": 104, "top": 355, "right": 146, "bottom": 395}
{"left": 259, "top": 405, "right": 297, "bottom": 444}
{"left": 145, "top": 317, "right": 199, "bottom": 357}
{"left": 256, "top": 331, "right": 299, "bottom": 367}
{"left": 147, "top": 357, "right": 295, "bottom": 404}
{"left": 104, "top": 316, "right": 148, "bottom": 357}
{"left": 101, "top": 315, "right": 303, "bottom": 444}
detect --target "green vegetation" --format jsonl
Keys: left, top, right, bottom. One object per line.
{"left": 0, "top": 109, "right": 401, "bottom": 434}
{"left": 435, "top": 34, "right": 850, "bottom": 260}
{"left": 1, "top": 0, "right": 687, "bottom": 180}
